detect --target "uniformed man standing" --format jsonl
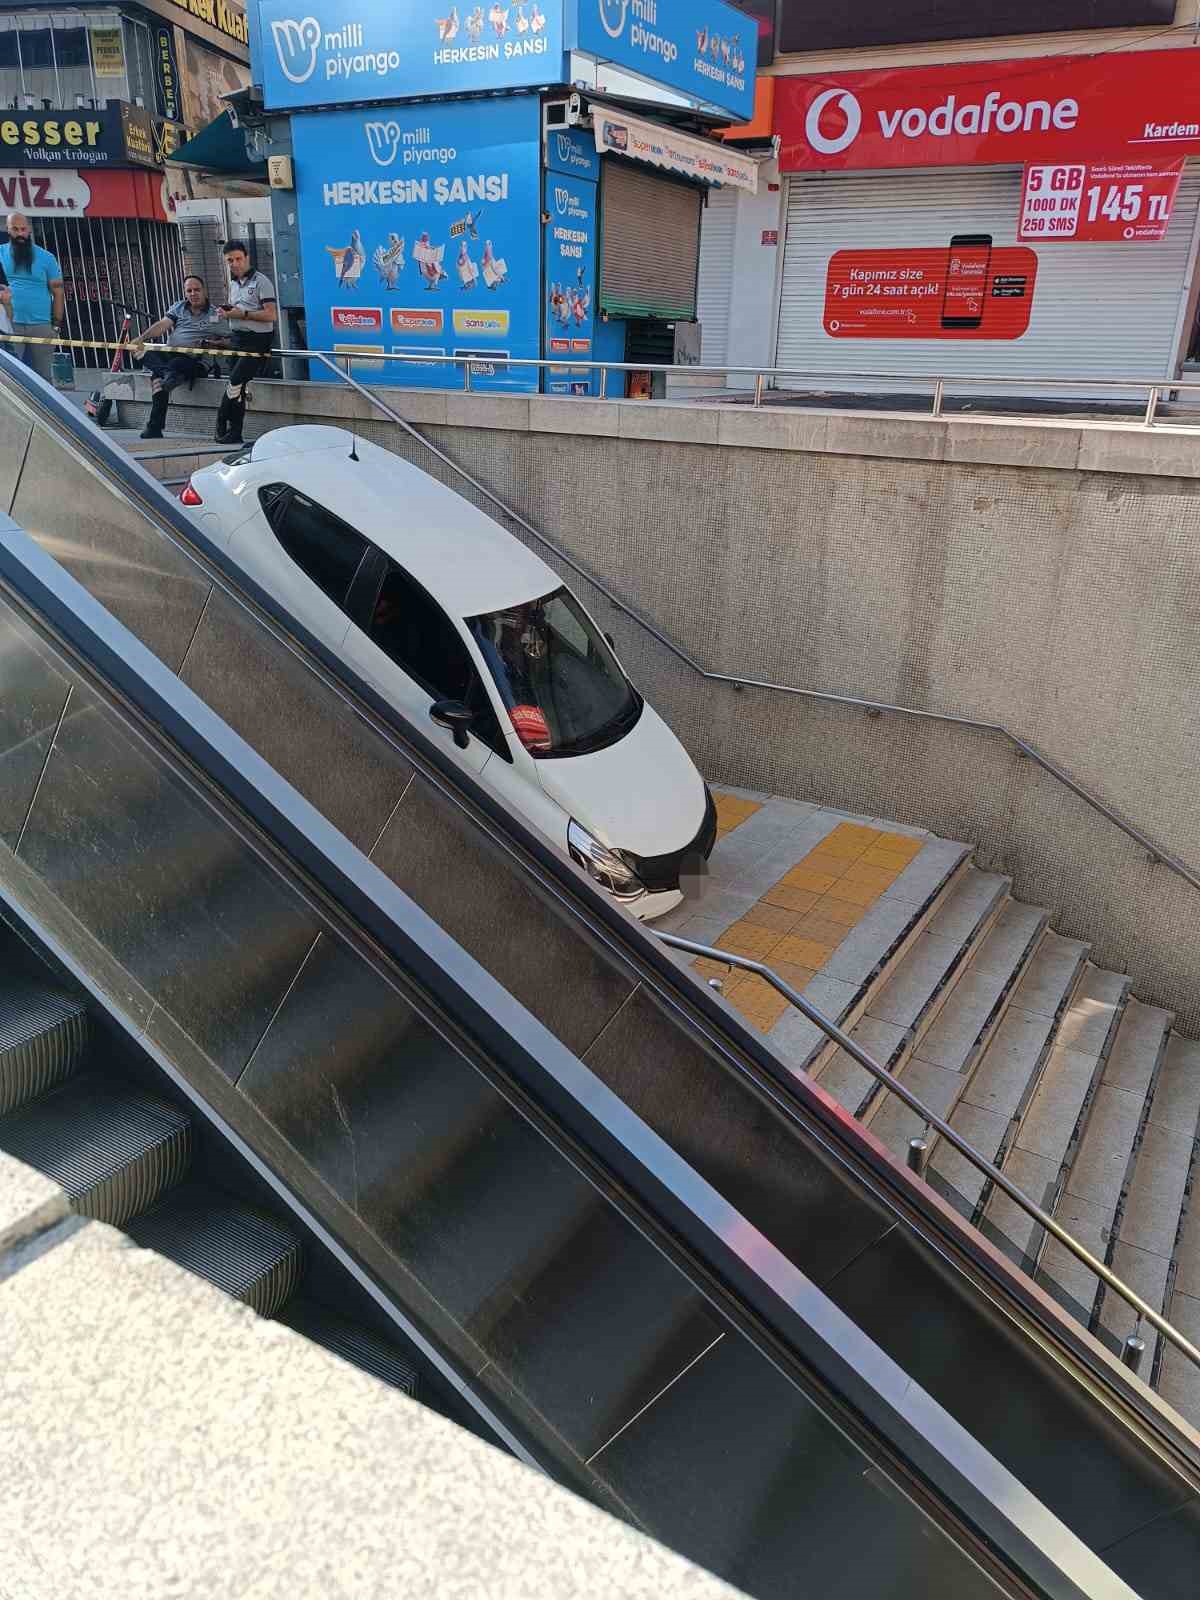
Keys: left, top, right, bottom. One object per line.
{"left": 215, "top": 240, "right": 277, "bottom": 446}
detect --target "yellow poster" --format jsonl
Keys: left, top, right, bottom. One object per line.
{"left": 90, "top": 26, "right": 125, "bottom": 77}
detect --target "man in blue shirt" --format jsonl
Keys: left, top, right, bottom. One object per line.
{"left": 0, "top": 212, "right": 65, "bottom": 383}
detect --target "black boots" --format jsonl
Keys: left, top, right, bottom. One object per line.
{"left": 214, "top": 392, "right": 246, "bottom": 446}
{"left": 139, "top": 388, "right": 169, "bottom": 440}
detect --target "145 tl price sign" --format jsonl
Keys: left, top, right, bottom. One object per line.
{"left": 1020, "top": 159, "right": 1184, "bottom": 243}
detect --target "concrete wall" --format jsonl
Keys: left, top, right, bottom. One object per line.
{"left": 133, "top": 379, "right": 1200, "bottom": 1030}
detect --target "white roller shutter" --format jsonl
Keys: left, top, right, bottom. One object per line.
{"left": 775, "top": 164, "right": 1200, "bottom": 394}
{"left": 697, "top": 187, "right": 738, "bottom": 368}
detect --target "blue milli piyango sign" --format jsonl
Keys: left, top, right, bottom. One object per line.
{"left": 258, "top": 0, "right": 566, "bottom": 109}
{"left": 543, "top": 127, "right": 598, "bottom": 396}
{"left": 293, "top": 95, "right": 542, "bottom": 393}
{"left": 568, "top": 0, "right": 756, "bottom": 122}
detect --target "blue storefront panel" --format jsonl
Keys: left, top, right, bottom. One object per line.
{"left": 569, "top": 0, "right": 755, "bottom": 122}
{"left": 543, "top": 158, "right": 598, "bottom": 396}
{"left": 259, "top": 0, "right": 567, "bottom": 110}
{"left": 293, "top": 96, "right": 542, "bottom": 392}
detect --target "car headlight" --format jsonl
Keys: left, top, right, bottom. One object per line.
{"left": 567, "top": 819, "right": 645, "bottom": 900}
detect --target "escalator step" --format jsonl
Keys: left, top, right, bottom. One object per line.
{"left": 125, "top": 1185, "right": 303, "bottom": 1318}
{"left": 0, "top": 979, "right": 88, "bottom": 1115}
{"left": 0, "top": 1075, "right": 191, "bottom": 1227}
{"left": 279, "top": 1300, "right": 419, "bottom": 1397}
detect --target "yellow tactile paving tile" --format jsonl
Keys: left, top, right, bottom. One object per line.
{"left": 697, "top": 814, "right": 928, "bottom": 1033}
{"left": 712, "top": 789, "right": 764, "bottom": 840}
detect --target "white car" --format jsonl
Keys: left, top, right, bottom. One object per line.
{"left": 182, "top": 426, "right": 715, "bottom": 919}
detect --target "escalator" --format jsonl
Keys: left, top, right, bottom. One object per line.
{"left": 1, "top": 351, "right": 1199, "bottom": 1596}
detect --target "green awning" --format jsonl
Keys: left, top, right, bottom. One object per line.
{"left": 168, "top": 110, "right": 265, "bottom": 176}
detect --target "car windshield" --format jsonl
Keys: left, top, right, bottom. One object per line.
{"left": 468, "top": 587, "right": 641, "bottom": 758}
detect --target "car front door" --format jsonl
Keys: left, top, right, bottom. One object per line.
{"left": 341, "top": 556, "right": 496, "bottom": 776}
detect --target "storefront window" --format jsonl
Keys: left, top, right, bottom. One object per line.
{"left": 121, "top": 15, "right": 154, "bottom": 108}
{"left": 0, "top": 10, "right": 118, "bottom": 111}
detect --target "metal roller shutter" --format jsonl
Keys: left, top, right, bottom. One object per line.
{"left": 775, "top": 164, "right": 1200, "bottom": 393}
{"left": 601, "top": 161, "right": 702, "bottom": 321}
{"left": 697, "top": 187, "right": 738, "bottom": 367}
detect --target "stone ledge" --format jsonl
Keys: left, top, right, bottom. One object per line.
{"left": 0, "top": 1220, "right": 746, "bottom": 1600}
{"left": 117, "top": 377, "right": 1200, "bottom": 480}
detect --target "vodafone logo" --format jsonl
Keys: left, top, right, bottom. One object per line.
{"left": 806, "top": 88, "right": 862, "bottom": 156}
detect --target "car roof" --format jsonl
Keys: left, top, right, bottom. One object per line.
{"left": 241, "top": 426, "right": 561, "bottom": 616}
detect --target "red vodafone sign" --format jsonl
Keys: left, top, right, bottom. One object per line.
{"left": 776, "top": 49, "right": 1200, "bottom": 172}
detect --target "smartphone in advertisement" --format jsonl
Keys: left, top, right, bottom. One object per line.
{"left": 941, "top": 234, "right": 992, "bottom": 329}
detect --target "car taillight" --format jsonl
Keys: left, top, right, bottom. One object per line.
{"left": 180, "top": 481, "right": 203, "bottom": 506}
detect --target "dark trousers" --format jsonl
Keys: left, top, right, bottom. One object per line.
{"left": 217, "top": 332, "right": 273, "bottom": 442}
{"left": 143, "top": 351, "right": 205, "bottom": 394}
{"left": 224, "top": 332, "right": 273, "bottom": 394}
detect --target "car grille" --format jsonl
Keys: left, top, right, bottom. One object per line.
{"left": 630, "top": 787, "right": 717, "bottom": 894}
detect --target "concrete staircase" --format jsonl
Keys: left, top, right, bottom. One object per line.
{"left": 786, "top": 858, "right": 1200, "bottom": 1425}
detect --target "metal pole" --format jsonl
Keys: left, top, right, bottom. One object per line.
{"left": 753, "top": 371, "right": 764, "bottom": 408}
{"left": 1122, "top": 1329, "right": 1147, "bottom": 1374}
{"left": 932, "top": 378, "right": 945, "bottom": 418}
{"left": 598, "top": 365, "right": 607, "bottom": 400}
{"left": 1143, "top": 386, "right": 1160, "bottom": 428}
{"left": 463, "top": 358, "right": 472, "bottom": 393}
{"left": 907, "top": 1133, "right": 930, "bottom": 1176}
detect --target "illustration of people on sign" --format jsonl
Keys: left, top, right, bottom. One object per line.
{"left": 373, "top": 233, "right": 406, "bottom": 290}
{"left": 571, "top": 284, "right": 591, "bottom": 325}
{"left": 481, "top": 239, "right": 507, "bottom": 290}
{"left": 529, "top": 2, "right": 545, "bottom": 31}
{"left": 548, "top": 283, "right": 570, "bottom": 329}
{"left": 413, "top": 232, "right": 447, "bottom": 290}
{"left": 436, "top": 7, "right": 459, "bottom": 41}
{"left": 488, "top": 3, "right": 508, "bottom": 37}
{"left": 326, "top": 228, "right": 365, "bottom": 289}
{"left": 457, "top": 238, "right": 479, "bottom": 290}
{"left": 514, "top": 2, "right": 528, "bottom": 31}
{"left": 465, "top": 4, "right": 484, "bottom": 40}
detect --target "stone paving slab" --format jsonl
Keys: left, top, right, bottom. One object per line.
{"left": 1159, "top": 1291, "right": 1200, "bottom": 1422}
{"left": 0, "top": 1223, "right": 747, "bottom": 1600}
{"left": 1055, "top": 967, "right": 1129, "bottom": 1058}
{"left": 1102, "top": 1000, "right": 1174, "bottom": 1097}
{"left": 986, "top": 1147, "right": 1061, "bottom": 1264}
{"left": 1014, "top": 1043, "right": 1101, "bottom": 1169}
{"left": 1148, "top": 1036, "right": 1200, "bottom": 1137}
{"left": 932, "top": 1102, "right": 1010, "bottom": 1212}
{"left": 1099, "top": 1242, "right": 1171, "bottom": 1345}
{"left": 1065, "top": 1086, "right": 1145, "bottom": 1213}
{"left": 867, "top": 1058, "right": 963, "bottom": 1158}
{"left": 961, "top": 1008, "right": 1063, "bottom": 1124}
{"left": 1038, "top": 1192, "right": 1111, "bottom": 1316}
{"left": 1008, "top": 934, "right": 1089, "bottom": 1021}
{"left": 1116, "top": 1120, "right": 1194, "bottom": 1258}
{"left": 0, "top": 1148, "right": 68, "bottom": 1261}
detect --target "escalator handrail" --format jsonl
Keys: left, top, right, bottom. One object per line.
{"left": 0, "top": 513, "right": 1135, "bottom": 1600}
{"left": 3, "top": 352, "right": 1199, "bottom": 1481}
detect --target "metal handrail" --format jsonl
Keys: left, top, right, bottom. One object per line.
{"left": 287, "top": 350, "right": 1200, "bottom": 1391}
{"left": 265, "top": 343, "right": 1200, "bottom": 430}
{"left": 659, "top": 932, "right": 1200, "bottom": 1381}
{"left": 290, "top": 348, "right": 1200, "bottom": 901}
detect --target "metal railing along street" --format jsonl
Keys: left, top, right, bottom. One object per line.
{"left": 263, "top": 343, "right": 1200, "bottom": 427}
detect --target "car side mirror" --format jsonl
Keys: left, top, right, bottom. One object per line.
{"left": 430, "top": 699, "right": 474, "bottom": 749}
